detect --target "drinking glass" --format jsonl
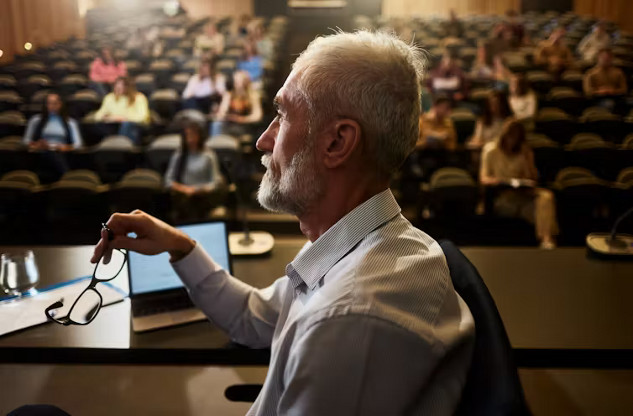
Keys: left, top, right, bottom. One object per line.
{"left": 1, "top": 250, "right": 40, "bottom": 297}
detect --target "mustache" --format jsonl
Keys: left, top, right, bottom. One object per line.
{"left": 261, "top": 154, "right": 272, "bottom": 169}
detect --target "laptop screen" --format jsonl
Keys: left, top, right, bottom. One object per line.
{"left": 128, "top": 221, "right": 231, "bottom": 295}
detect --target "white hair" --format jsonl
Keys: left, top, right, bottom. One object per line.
{"left": 292, "top": 30, "right": 426, "bottom": 177}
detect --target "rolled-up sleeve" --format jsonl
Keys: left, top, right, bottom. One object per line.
{"left": 172, "top": 243, "right": 286, "bottom": 348}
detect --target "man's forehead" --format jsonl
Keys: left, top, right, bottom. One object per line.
{"left": 275, "top": 70, "right": 302, "bottom": 108}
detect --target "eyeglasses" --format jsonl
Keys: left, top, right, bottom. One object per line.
{"left": 45, "top": 229, "right": 127, "bottom": 326}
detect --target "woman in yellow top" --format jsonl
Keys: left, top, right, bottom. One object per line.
{"left": 94, "top": 76, "right": 150, "bottom": 144}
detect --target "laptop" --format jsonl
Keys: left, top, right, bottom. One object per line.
{"left": 127, "top": 221, "right": 232, "bottom": 333}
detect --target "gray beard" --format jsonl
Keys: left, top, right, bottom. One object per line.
{"left": 257, "top": 144, "right": 323, "bottom": 217}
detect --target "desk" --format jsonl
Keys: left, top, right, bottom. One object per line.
{"left": 1, "top": 240, "right": 632, "bottom": 368}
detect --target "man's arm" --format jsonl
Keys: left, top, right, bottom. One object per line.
{"left": 278, "top": 315, "right": 467, "bottom": 415}
{"left": 172, "top": 244, "right": 285, "bottom": 348}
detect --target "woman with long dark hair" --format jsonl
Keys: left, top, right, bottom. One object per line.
{"left": 165, "top": 122, "right": 225, "bottom": 221}
{"left": 468, "top": 90, "right": 513, "bottom": 149}
{"left": 23, "top": 92, "right": 82, "bottom": 150}
{"left": 89, "top": 46, "right": 127, "bottom": 97}
{"left": 480, "top": 119, "right": 558, "bottom": 248}
{"left": 94, "top": 76, "right": 149, "bottom": 144}
{"left": 23, "top": 92, "right": 83, "bottom": 179}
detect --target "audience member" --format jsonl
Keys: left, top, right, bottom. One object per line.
{"left": 577, "top": 21, "right": 611, "bottom": 63}
{"left": 237, "top": 42, "right": 264, "bottom": 86}
{"left": 248, "top": 21, "right": 274, "bottom": 60}
{"left": 468, "top": 91, "right": 512, "bottom": 149}
{"left": 210, "top": 70, "right": 263, "bottom": 137}
{"left": 480, "top": 120, "right": 558, "bottom": 249}
{"left": 94, "top": 76, "right": 150, "bottom": 144}
{"left": 504, "top": 10, "right": 528, "bottom": 48}
{"left": 417, "top": 96, "right": 457, "bottom": 151}
{"left": 492, "top": 55, "right": 513, "bottom": 91}
{"left": 535, "top": 28, "right": 573, "bottom": 78}
{"left": 23, "top": 93, "right": 82, "bottom": 150}
{"left": 182, "top": 60, "right": 226, "bottom": 114}
{"left": 583, "top": 48, "right": 628, "bottom": 97}
{"left": 470, "top": 45, "right": 494, "bottom": 82}
{"left": 443, "top": 9, "right": 464, "bottom": 40}
{"left": 23, "top": 93, "right": 82, "bottom": 178}
{"left": 194, "top": 22, "right": 225, "bottom": 58}
{"left": 89, "top": 46, "right": 127, "bottom": 97}
{"left": 487, "top": 22, "right": 513, "bottom": 58}
{"left": 165, "top": 122, "right": 225, "bottom": 221}
{"left": 508, "top": 74, "right": 537, "bottom": 120}
{"left": 427, "top": 51, "right": 468, "bottom": 102}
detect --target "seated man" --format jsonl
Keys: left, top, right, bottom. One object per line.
{"left": 583, "top": 48, "right": 628, "bottom": 97}
{"left": 535, "top": 27, "right": 573, "bottom": 79}
{"left": 577, "top": 21, "right": 612, "bottom": 63}
{"left": 94, "top": 31, "right": 474, "bottom": 415}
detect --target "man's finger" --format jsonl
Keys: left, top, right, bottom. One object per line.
{"left": 104, "top": 211, "right": 147, "bottom": 237}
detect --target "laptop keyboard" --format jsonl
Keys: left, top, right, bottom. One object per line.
{"left": 132, "top": 296, "right": 195, "bottom": 317}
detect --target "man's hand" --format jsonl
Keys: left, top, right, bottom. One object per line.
{"left": 91, "top": 210, "right": 195, "bottom": 264}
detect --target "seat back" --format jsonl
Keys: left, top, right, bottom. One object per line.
{"left": 439, "top": 240, "right": 529, "bottom": 416}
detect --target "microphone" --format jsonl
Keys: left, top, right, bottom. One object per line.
{"left": 208, "top": 136, "right": 274, "bottom": 256}
{"left": 586, "top": 206, "right": 633, "bottom": 260}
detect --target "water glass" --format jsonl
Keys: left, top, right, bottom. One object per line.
{"left": 0, "top": 250, "right": 40, "bottom": 296}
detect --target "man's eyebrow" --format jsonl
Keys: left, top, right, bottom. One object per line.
{"left": 273, "top": 97, "right": 284, "bottom": 112}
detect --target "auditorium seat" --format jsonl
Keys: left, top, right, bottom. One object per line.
{"left": 92, "top": 135, "right": 141, "bottom": 183}
{"left": 0, "top": 75, "right": 17, "bottom": 92}
{"left": 150, "top": 89, "right": 181, "bottom": 120}
{"left": 60, "top": 169, "right": 102, "bottom": 186}
{"left": 17, "top": 74, "right": 52, "bottom": 101}
{"left": 526, "top": 71, "right": 554, "bottom": 96}
{"left": 107, "top": 177, "right": 168, "bottom": 218}
{"left": 144, "top": 134, "right": 179, "bottom": 174}
{"left": 58, "top": 74, "right": 89, "bottom": 99}
{"left": 547, "top": 88, "right": 585, "bottom": 117}
{"left": 0, "top": 91, "right": 23, "bottom": 113}
{"left": 135, "top": 73, "right": 157, "bottom": 98}
{"left": 0, "top": 111, "right": 27, "bottom": 137}
{"left": 527, "top": 134, "right": 563, "bottom": 184}
{"left": 148, "top": 59, "right": 176, "bottom": 89}
{"left": 450, "top": 108, "right": 477, "bottom": 145}
{"left": 2, "top": 170, "right": 40, "bottom": 187}
{"left": 534, "top": 108, "right": 577, "bottom": 144}
{"left": 67, "top": 89, "right": 101, "bottom": 119}
{"left": 170, "top": 73, "right": 190, "bottom": 94}
{"left": 580, "top": 112, "right": 626, "bottom": 144}
{"left": 14, "top": 62, "right": 46, "bottom": 81}
{"left": 48, "top": 61, "right": 78, "bottom": 83}
{"left": 566, "top": 133, "right": 616, "bottom": 179}
{"left": 426, "top": 168, "right": 478, "bottom": 218}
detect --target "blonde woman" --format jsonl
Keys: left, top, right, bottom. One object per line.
{"left": 209, "top": 70, "right": 262, "bottom": 137}
{"left": 94, "top": 76, "right": 150, "bottom": 144}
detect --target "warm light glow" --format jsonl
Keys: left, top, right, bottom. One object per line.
{"left": 163, "top": 1, "right": 179, "bottom": 16}
{"left": 24, "top": 42, "right": 33, "bottom": 51}
{"left": 0, "top": 50, "right": 3, "bottom": 58}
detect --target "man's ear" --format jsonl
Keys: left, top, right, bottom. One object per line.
{"left": 322, "top": 118, "right": 361, "bottom": 169}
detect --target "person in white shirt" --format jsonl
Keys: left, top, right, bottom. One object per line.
{"left": 182, "top": 60, "right": 226, "bottom": 114}
{"left": 93, "top": 30, "right": 474, "bottom": 415}
{"left": 578, "top": 21, "right": 612, "bottom": 63}
{"left": 508, "top": 74, "right": 537, "bottom": 120}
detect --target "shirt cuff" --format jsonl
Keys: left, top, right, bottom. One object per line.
{"left": 171, "top": 242, "right": 224, "bottom": 288}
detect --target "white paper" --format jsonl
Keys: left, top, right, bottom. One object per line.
{"left": 0, "top": 278, "right": 126, "bottom": 336}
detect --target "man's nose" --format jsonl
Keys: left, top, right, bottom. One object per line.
{"left": 256, "top": 119, "right": 277, "bottom": 152}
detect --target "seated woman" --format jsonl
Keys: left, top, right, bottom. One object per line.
{"left": 165, "top": 122, "right": 226, "bottom": 221}
{"left": 94, "top": 76, "right": 150, "bottom": 144}
{"left": 480, "top": 120, "right": 558, "bottom": 249}
{"left": 427, "top": 51, "right": 469, "bottom": 102}
{"left": 182, "top": 60, "right": 226, "bottom": 114}
{"left": 469, "top": 45, "right": 494, "bottom": 83}
{"left": 23, "top": 92, "right": 83, "bottom": 179}
{"left": 236, "top": 42, "right": 264, "bottom": 88}
{"left": 468, "top": 90, "right": 512, "bottom": 149}
{"left": 89, "top": 46, "right": 127, "bottom": 97}
{"left": 210, "top": 70, "right": 263, "bottom": 138}
{"left": 508, "top": 74, "right": 537, "bottom": 121}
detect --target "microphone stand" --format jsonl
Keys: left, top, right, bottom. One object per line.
{"left": 608, "top": 206, "right": 633, "bottom": 249}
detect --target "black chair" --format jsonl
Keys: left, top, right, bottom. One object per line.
{"left": 560, "top": 70, "right": 584, "bottom": 92}
{"left": 0, "top": 111, "right": 27, "bottom": 137}
{"left": 0, "top": 181, "right": 35, "bottom": 234}
{"left": 107, "top": 179, "right": 169, "bottom": 218}
{"left": 60, "top": 169, "right": 102, "bottom": 185}
{"left": 566, "top": 133, "right": 617, "bottom": 180}
{"left": 58, "top": 74, "right": 88, "bottom": 99}
{"left": 1, "top": 170, "right": 40, "bottom": 186}
{"left": 581, "top": 112, "right": 626, "bottom": 144}
{"left": 144, "top": 134, "right": 179, "bottom": 174}
{"left": 427, "top": 168, "right": 478, "bottom": 218}
{"left": 17, "top": 75, "right": 52, "bottom": 101}
{"left": 67, "top": 89, "right": 101, "bottom": 119}
{"left": 14, "top": 62, "right": 46, "bottom": 82}
{"left": 0, "top": 139, "right": 28, "bottom": 176}
{"left": 135, "top": 74, "right": 157, "bottom": 98}
{"left": 0, "top": 75, "right": 17, "bottom": 92}
{"left": 48, "top": 61, "right": 78, "bottom": 83}
{"left": 527, "top": 134, "right": 564, "bottom": 184}
{"left": 124, "top": 60, "right": 144, "bottom": 78}
{"left": 0, "top": 91, "right": 23, "bottom": 113}
{"left": 92, "top": 136, "right": 141, "bottom": 183}
{"left": 148, "top": 60, "right": 176, "bottom": 89}
{"left": 450, "top": 108, "right": 477, "bottom": 145}
{"left": 546, "top": 88, "right": 585, "bottom": 117}
{"left": 170, "top": 73, "right": 191, "bottom": 95}
{"left": 526, "top": 71, "right": 553, "bottom": 96}
{"left": 534, "top": 108, "right": 577, "bottom": 144}
{"left": 440, "top": 240, "right": 530, "bottom": 416}
{"left": 150, "top": 89, "right": 182, "bottom": 121}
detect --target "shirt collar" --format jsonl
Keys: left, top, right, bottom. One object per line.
{"left": 285, "top": 189, "right": 401, "bottom": 290}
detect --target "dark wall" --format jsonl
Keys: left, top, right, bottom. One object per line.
{"left": 521, "top": 0, "right": 573, "bottom": 13}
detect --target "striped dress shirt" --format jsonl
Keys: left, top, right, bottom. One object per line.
{"left": 173, "top": 189, "right": 475, "bottom": 415}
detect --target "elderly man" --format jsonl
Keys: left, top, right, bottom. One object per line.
{"left": 93, "top": 31, "right": 474, "bottom": 415}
